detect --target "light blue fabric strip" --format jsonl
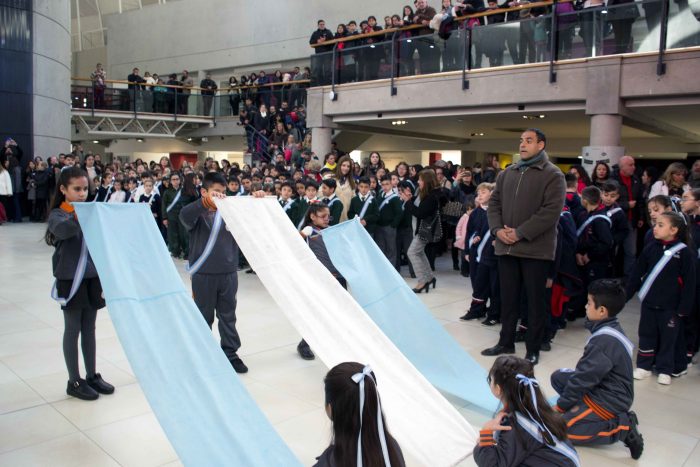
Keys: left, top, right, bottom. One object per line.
{"left": 73, "top": 203, "right": 301, "bottom": 467}
{"left": 322, "top": 218, "right": 499, "bottom": 413}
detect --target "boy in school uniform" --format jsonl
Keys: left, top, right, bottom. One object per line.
{"left": 162, "top": 172, "right": 188, "bottom": 259}
{"left": 321, "top": 178, "right": 343, "bottom": 226}
{"left": 347, "top": 176, "right": 379, "bottom": 236}
{"left": 179, "top": 172, "right": 249, "bottom": 374}
{"left": 374, "top": 175, "right": 403, "bottom": 267}
{"left": 601, "top": 181, "right": 631, "bottom": 277}
{"left": 577, "top": 186, "right": 614, "bottom": 282}
{"left": 278, "top": 181, "right": 300, "bottom": 225}
{"left": 565, "top": 173, "right": 585, "bottom": 220}
{"left": 226, "top": 176, "right": 241, "bottom": 196}
{"left": 551, "top": 279, "right": 644, "bottom": 460}
{"left": 461, "top": 183, "right": 499, "bottom": 323}
{"left": 395, "top": 180, "right": 416, "bottom": 278}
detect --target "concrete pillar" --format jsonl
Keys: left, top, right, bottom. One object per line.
{"left": 582, "top": 114, "right": 625, "bottom": 175}
{"left": 311, "top": 127, "right": 332, "bottom": 158}
{"left": 33, "top": 0, "right": 72, "bottom": 158}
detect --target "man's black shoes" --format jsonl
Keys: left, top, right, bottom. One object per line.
{"left": 481, "top": 345, "right": 515, "bottom": 357}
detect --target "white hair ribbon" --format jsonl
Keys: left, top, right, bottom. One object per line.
{"left": 351, "top": 365, "right": 392, "bottom": 467}
{"left": 515, "top": 374, "right": 554, "bottom": 441}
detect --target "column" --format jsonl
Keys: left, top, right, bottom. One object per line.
{"left": 33, "top": 0, "right": 72, "bottom": 158}
{"left": 581, "top": 114, "right": 625, "bottom": 174}
{"left": 311, "top": 127, "right": 332, "bottom": 158}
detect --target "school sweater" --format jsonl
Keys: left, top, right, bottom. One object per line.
{"left": 626, "top": 238, "right": 696, "bottom": 314}
{"left": 47, "top": 208, "right": 99, "bottom": 280}
{"left": 474, "top": 413, "right": 578, "bottom": 467}
{"left": 94, "top": 184, "right": 112, "bottom": 202}
{"left": 603, "top": 203, "right": 631, "bottom": 246}
{"left": 138, "top": 192, "right": 161, "bottom": 220}
{"left": 375, "top": 191, "right": 402, "bottom": 229}
{"left": 347, "top": 194, "right": 379, "bottom": 234}
{"left": 278, "top": 197, "right": 299, "bottom": 225}
{"left": 162, "top": 188, "right": 194, "bottom": 221}
{"left": 323, "top": 194, "right": 343, "bottom": 226}
{"left": 179, "top": 200, "right": 238, "bottom": 274}
{"left": 576, "top": 207, "right": 614, "bottom": 263}
{"left": 466, "top": 206, "right": 488, "bottom": 257}
{"left": 556, "top": 318, "right": 634, "bottom": 415}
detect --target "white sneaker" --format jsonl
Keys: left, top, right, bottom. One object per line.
{"left": 657, "top": 374, "right": 671, "bottom": 385}
{"left": 672, "top": 369, "right": 688, "bottom": 378}
{"left": 633, "top": 368, "right": 652, "bottom": 380}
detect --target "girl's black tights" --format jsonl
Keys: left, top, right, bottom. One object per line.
{"left": 63, "top": 308, "right": 97, "bottom": 382}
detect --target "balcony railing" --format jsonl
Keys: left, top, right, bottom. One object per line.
{"left": 71, "top": 77, "right": 310, "bottom": 120}
{"left": 309, "top": 0, "right": 700, "bottom": 93}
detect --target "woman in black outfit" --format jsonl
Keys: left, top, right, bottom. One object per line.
{"left": 398, "top": 168, "right": 447, "bottom": 293}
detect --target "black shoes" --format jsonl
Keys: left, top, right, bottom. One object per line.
{"left": 67, "top": 379, "right": 99, "bottom": 401}
{"left": 525, "top": 352, "right": 540, "bottom": 365}
{"left": 481, "top": 318, "right": 499, "bottom": 326}
{"left": 624, "top": 411, "right": 644, "bottom": 460}
{"left": 413, "top": 278, "right": 437, "bottom": 294}
{"left": 87, "top": 373, "right": 114, "bottom": 394}
{"left": 481, "top": 345, "right": 516, "bottom": 357}
{"left": 540, "top": 342, "right": 552, "bottom": 352}
{"left": 460, "top": 310, "right": 484, "bottom": 321}
{"left": 297, "top": 341, "right": 315, "bottom": 360}
{"left": 231, "top": 357, "right": 249, "bottom": 373}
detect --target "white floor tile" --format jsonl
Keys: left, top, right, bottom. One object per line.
{"left": 0, "top": 432, "right": 119, "bottom": 467}
{"left": 0, "top": 404, "right": 77, "bottom": 453}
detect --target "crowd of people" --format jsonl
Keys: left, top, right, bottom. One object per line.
{"left": 15, "top": 126, "right": 700, "bottom": 465}
{"left": 89, "top": 63, "right": 311, "bottom": 119}
{"left": 310, "top": 0, "right": 665, "bottom": 84}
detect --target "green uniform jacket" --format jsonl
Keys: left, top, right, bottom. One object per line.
{"left": 162, "top": 188, "right": 195, "bottom": 221}
{"left": 326, "top": 196, "right": 344, "bottom": 226}
{"left": 347, "top": 194, "right": 379, "bottom": 235}
{"left": 376, "top": 192, "right": 403, "bottom": 228}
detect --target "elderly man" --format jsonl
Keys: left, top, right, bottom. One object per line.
{"left": 481, "top": 129, "right": 566, "bottom": 365}
{"left": 611, "top": 155, "right": 644, "bottom": 279}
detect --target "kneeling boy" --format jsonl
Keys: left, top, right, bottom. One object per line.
{"left": 551, "top": 279, "right": 644, "bottom": 459}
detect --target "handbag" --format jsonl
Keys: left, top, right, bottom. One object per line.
{"left": 441, "top": 200, "right": 466, "bottom": 220}
{"left": 417, "top": 211, "right": 443, "bottom": 243}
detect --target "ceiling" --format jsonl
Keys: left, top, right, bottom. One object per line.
{"left": 70, "top": 0, "right": 179, "bottom": 52}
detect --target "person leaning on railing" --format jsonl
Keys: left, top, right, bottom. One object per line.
{"left": 413, "top": 0, "right": 440, "bottom": 74}
{"left": 200, "top": 73, "right": 218, "bottom": 117}
{"left": 309, "top": 19, "right": 335, "bottom": 85}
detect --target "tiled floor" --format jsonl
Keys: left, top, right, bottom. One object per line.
{"left": 0, "top": 222, "right": 698, "bottom": 466}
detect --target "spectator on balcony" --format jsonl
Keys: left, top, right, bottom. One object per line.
{"left": 127, "top": 67, "right": 146, "bottom": 111}
{"left": 228, "top": 76, "right": 240, "bottom": 116}
{"left": 579, "top": 0, "right": 606, "bottom": 57}
{"left": 290, "top": 66, "right": 310, "bottom": 107}
{"left": 153, "top": 78, "right": 168, "bottom": 113}
{"left": 607, "top": 0, "right": 639, "bottom": 54}
{"left": 166, "top": 73, "right": 181, "bottom": 114}
{"left": 484, "top": 0, "right": 507, "bottom": 67}
{"left": 180, "top": 70, "right": 194, "bottom": 114}
{"left": 144, "top": 71, "right": 156, "bottom": 111}
{"left": 334, "top": 23, "right": 349, "bottom": 83}
{"left": 90, "top": 63, "right": 106, "bottom": 109}
{"left": 413, "top": 0, "right": 440, "bottom": 74}
{"left": 440, "top": 0, "right": 461, "bottom": 71}
{"left": 257, "top": 70, "right": 271, "bottom": 108}
{"left": 200, "top": 73, "right": 218, "bottom": 116}
{"left": 310, "top": 20, "right": 335, "bottom": 85}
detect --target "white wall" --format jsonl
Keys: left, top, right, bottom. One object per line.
{"left": 103, "top": 0, "right": 410, "bottom": 81}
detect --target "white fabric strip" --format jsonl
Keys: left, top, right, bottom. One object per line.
{"left": 215, "top": 197, "right": 476, "bottom": 467}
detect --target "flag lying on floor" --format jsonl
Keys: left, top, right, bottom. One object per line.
{"left": 73, "top": 203, "right": 301, "bottom": 467}
{"left": 217, "top": 197, "right": 477, "bottom": 467}
{"left": 322, "top": 218, "right": 499, "bottom": 413}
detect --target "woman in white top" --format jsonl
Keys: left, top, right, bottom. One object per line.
{"left": 334, "top": 155, "right": 356, "bottom": 222}
{"left": 107, "top": 179, "right": 126, "bottom": 203}
{"left": 648, "top": 162, "right": 690, "bottom": 200}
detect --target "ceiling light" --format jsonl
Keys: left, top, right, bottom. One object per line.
{"left": 92, "top": 140, "right": 99, "bottom": 144}
{"left": 137, "top": 138, "right": 144, "bottom": 143}
{"left": 522, "top": 114, "right": 546, "bottom": 120}
{"left": 187, "top": 137, "right": 193, "bottom": 142}
{"left": 391, "top": 120, "right": 407, "bottom": 126}
{"left": 470, "top": 132, "right": 485, "bottom": 136}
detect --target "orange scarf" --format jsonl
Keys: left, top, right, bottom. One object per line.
{"left": 60, "top": 201, "right": 78, "bottom": 219}
{"left": 202, "top": 195, "right": 217, "bottom": 211}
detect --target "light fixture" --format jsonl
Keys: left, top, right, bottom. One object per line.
{"left": 391, "top": 120, "right": 407, "bottom": 126}
{"left": 136, "top": 138, "right": 144, "bottom": 143}
{"left": 470, "top": 132, "right": 485, "bottom": 136}
{"left": 92, "top": 140, "right": 99, "bottom": 144}
{"left": 187, "top": 137, "right": 193, "bottom": 142}
{"left": 407, "top": 39, "right": 412, "bottom": 43}
{"left": 522, "top": 114, "right": 546, "bottom": 120}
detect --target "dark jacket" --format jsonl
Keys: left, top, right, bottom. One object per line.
{"left": 313, "top": 439, "right": 405, "bottom": 467}
{"left": 604, "top": 203, "right": 631, "bottom": 246}
{"left": 199, "top": 78, "right": 217, "bottom": 95}
{"left": 324, "top": 195, "right": 344, "bottom": 226}
{"left": 403, "top": 188, "right": 447, "bottom": 235}
{"left": 488, "top": 151, "right": 566, "bottom": 261}
{"left": 555, "top": 318, "right": 634, "bottom": 414}
{"left": 35, "top": 169, "right": 50, "bottom": 199}
{"left": 576, "top": 207, "right": 614, "bottom": 263}
{"left": 376, "top": 192, "right": 402, "bottom": 228}
{"left": 139, "top": 192, "right": 161, "bottom": 221}
{"left": 474, "top": 413, "right": 578, "bottom": 467}
{"left": 47, "top": 208, "right": 99, "bottom": 280}
{"left": 179, "top": 201, "right": 238, "bottom": 275}
{"left": 347, "top": 194, "right": 379, "bottom": 234}
{"left": 310, "top": 28, "right": 335, "bottom": 53}
{"left": 627, "top": 238, "right": 696, "bottom": 315}
{"left": 611, "top": 170, "right": 644, "bottom": 224}
{"left": 413, "top": 6, "right": 438, "bottom": 35}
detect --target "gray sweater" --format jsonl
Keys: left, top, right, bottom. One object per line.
{"left": 47, "top": 208, "right": 98, "bottom": 280}
{"left": 179, "top": 200, "right": 238, "bottom": 275}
